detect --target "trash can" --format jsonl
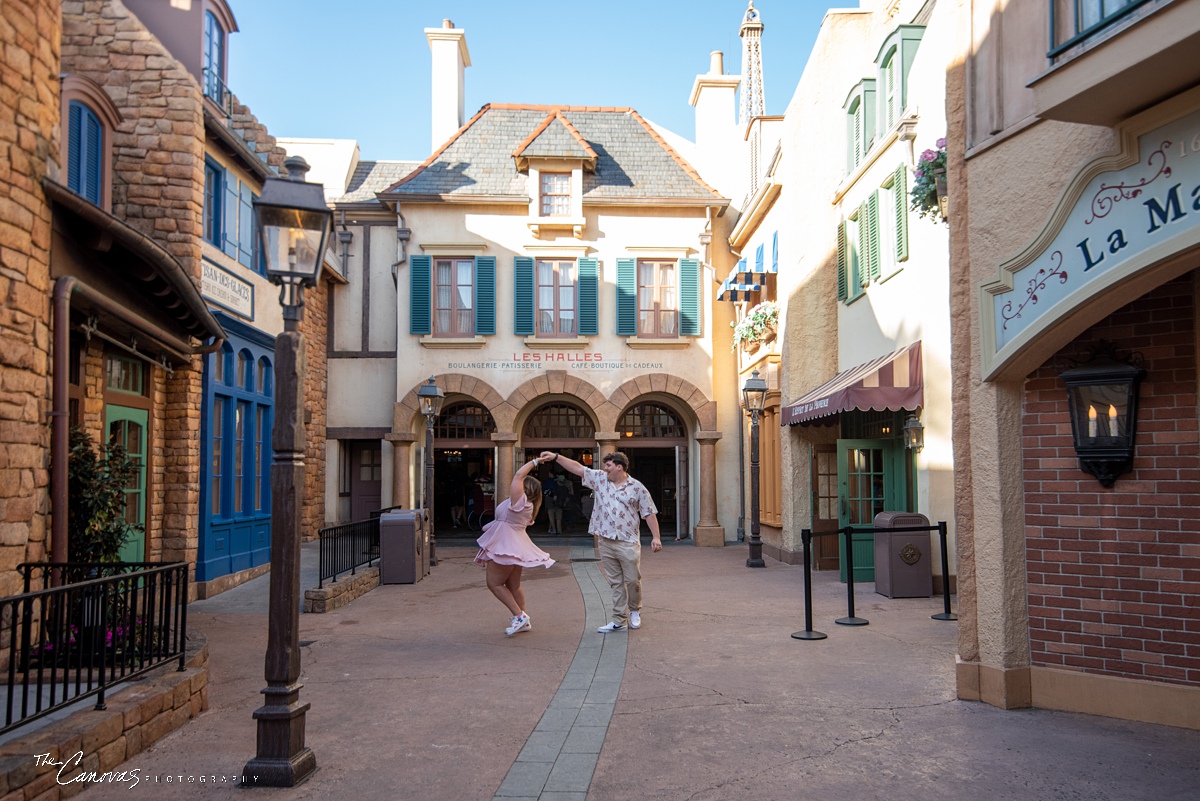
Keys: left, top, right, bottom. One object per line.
{"left": 872, "top": 511, "right": 933, "bottom": 598}
{"left": 379, "top": 510, "right": 429, "bottom": 584}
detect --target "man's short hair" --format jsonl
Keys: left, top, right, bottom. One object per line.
{"left": 603, "top": 452, "right": 630, "bottom": 470}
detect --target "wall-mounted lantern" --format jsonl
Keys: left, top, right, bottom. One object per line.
{"left": 1060, "top": 342, "right": 1144, "bottom": 487}
{"left": 903, "top": 413, "right": 925, "bottom": 452}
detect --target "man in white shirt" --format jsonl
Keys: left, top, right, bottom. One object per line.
{"left": 541, "top": 450, "right": 661, "bottom": 632}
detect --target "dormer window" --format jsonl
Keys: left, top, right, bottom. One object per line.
{"left": 204, "top": 9, "right": 228, "bottom": 108}
{"left": 873, "top": 25, "right": 924, "bottom": 135}
{"left": 540, "top": 172, "right": 571, "bottom": 216}
{"left": 844, "top": 79, "right": 875, "bottom": 174}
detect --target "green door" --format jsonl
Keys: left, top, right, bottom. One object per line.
{"left": 106, "top": 405, "right": 148, "bottom": 562}
{"left": 837, "top": 439, "right": 906, "bottom": 582}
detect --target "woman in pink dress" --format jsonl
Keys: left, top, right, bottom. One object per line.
{"left": 474, "top": 455, "right": 556, "bottom": 636}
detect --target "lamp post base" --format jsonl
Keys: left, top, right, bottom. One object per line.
{"left": 244, "top": 684, "right": 316, "bottom": 787}
{"left": 746, "top": 557, "right": 766, "bottom": 568}
{"left": 243, "top": 749, "right": 316, "bottom": 788}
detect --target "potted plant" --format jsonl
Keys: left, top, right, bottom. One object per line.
{"left": 910, "top": 139, "right": 948, "bottom": 222}
{"left": 731, "top": 300, "right": 779, "bottom": 353}
{"left": 66, "top": 426, "right": 142, "bottom": 563}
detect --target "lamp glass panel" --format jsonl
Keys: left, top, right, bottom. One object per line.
{"left": 1069, "top": 382, "right": 1130, "bottom": 444}
{"left": 260, "top": 207, "right": 327, "bottom": 280}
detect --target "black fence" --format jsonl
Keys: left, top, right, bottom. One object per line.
{"left": 1, "top": 562, "right": 189, "bottom": 735}
{"left": 317, "top": 518, "right": 380, "bottom": 588}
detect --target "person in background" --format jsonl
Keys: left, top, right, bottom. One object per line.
{"left": 543, "top": 473, "right": 566, "bottom": 535}
{"left": 474, "top": 455, "right": 555, "bottom": 636}
{"left": 539, "top": 450, "right": 660, "bottom": 632}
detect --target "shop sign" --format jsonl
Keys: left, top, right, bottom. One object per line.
{"left": 201, "top": 259, "right": 254, "bottom": 319}
{"left": 982, "top": 106, "right": 1200, "bottom": 377}
{"left": 447, "top": 352, "right": 664, "bottom": 371}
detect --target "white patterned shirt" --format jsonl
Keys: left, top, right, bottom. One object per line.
{"left": 582, "top": 467, "right": 658, "bottom": 543}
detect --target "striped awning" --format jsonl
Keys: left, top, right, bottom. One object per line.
{"left": 782, "top": 341, "right": 923, "bottom": 426}
{"left": 718, "top": 259, "right": 761, "bottom": 302}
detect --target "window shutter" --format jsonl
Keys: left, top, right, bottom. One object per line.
{"left": 577, "top": 258, "right": 599, "bottom": 336}
{"left": 513, "top": 256, "right": 534, "bottom": 336}
{"left": 409, "top": 255, "right": 431, "bottom": 335}
{"left": 679, "top": 258, "right": 701, "bottom": 336}
{"left": 755, "top": 243, "right": 764, "bottom": 274}
{"left": 894, "top": 163, "right": 910, "bottom": 263}
{"left": 616, "top": 258, "right": 637, "bottom": 336}
{"left": 853, "top": 106, "right": 862, "bottom": 166}
{"left": 857, "top": 203, "right": 870, "bottom": 287}
{"left": 475, "top": 256, "right": 496, "bottom": 335}
{"left": 222, "top": 171, "right": 238, "bottom": 259}
{"left": 67, "top": 102, "right": 83, "bottom": 196}
{"left": 84, "top": 111, "right": 102, "bottom": 205}
{"left": 867, "top": 191, "right": 881, "bottom": 282}
{"left": 238, "top": 182, "right": 254, "bottom": 267}
{"left": 771, "top": 232, "right": 778, "bottom": 272}
{"left": 836, "top": 221, "right": 848, "bottom": 301}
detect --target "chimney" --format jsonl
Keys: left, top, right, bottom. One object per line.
{"left": 688, "top": 51, "right": 742, "bottom": 198}
{"left": 425, "top": 19, "right": 471, "bottom": 153}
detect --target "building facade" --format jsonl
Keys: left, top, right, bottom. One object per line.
{"left": 951, "top": 0, "right": 1200, "bottom": 727}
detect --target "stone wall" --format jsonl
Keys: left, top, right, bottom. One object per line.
{"left": 300, "top": 277, "right": 329, "bottom": 541}
{"left": 0, "top": 0, "right": 59, "bottom": 595}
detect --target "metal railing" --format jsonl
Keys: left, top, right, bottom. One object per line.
{"left": 1, "top": 562, "right": 189, "bottom": 735}
{"left": 202, "top": 67, "right": 234, "bottom": 118}
{"left": 318, "top": 518, "right": 380, "bottom": 588}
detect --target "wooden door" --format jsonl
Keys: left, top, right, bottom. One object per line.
{"left": 676, "top": 444, "right": 690, "bottom": 539}
{"left": 811, "top": 444, "right": 839, "bottom": 570}
{"left": 350, "top": 440, "right": 382, "bottom": 521}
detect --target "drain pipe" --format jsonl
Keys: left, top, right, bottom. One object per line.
{"left": 391, "top": 202, "right": 412, "bottom": 283}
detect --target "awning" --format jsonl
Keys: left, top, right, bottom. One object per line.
{"left": 782, "top": 341, "right": 923, "bottom": 426}
{"left": 717, "top": 255, "right": 778, "bottom": 302}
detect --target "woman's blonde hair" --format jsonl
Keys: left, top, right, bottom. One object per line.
{"left": 524, "top": 476, "right": 543, "bottom": 520}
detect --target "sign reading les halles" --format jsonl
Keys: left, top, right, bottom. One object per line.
{"left": 982, "top": 105, "right": 1200, "bottom": 378}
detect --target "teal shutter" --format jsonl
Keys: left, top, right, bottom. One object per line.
{"left": 679, "top": 258, "right": 700, "bottom": 336}
{"left": 867, "top": 191, "right": 881, "bottom": 282}
{"left": 513, "top": 257, "right": 534, "bottom": 335}
{"left": 475, "top": 256, "right": 496, "bottom": 335}
{"left": 222, "top": 171, "right": 238, "bottom": 259}
{"left": 67, "top": 102, "right": 83, "bottom": 196}
{"left": 894, "top": 163, "right": 909, "bottom": 263}
{"left": 577, "top": 258, "right": 598, "bottom": 336}
{"left": 616, "top": 258, "right": 637, "bottom": 336}
{"left": 409, "top": 255, "right": 431, "bottom": 335}
{"left": 771, "top": 232, "right": 778, "bottom": 272}
{"left": 238, "top": 181, "right": 254, "bottom": 267}
{"left": 836, "top": 221, "right": 847, "bottom": 301}
{"left": 755, "top": 243, "right": 764, "bottom": 273}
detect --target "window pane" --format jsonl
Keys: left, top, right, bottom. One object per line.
{"left": 212, "top": 399, "right": 224, "bottom": 515}
{"left": 560, "top": 262, "right": 575, "bottom": 283}
{"left": 661, "top": 311, "right": 677, "bottom": 335}
{"left": 435, "top": 310, "right": 451, "bottom": 333}
{"left": 559, "top": 286, "right": 574, "bottom": 310}
{"left": 457, "top": 285, "right": 473, "bottom": 310}
{"left": 559, "top": 310, "right": 576, "bottom": 335}
{"left": 457, "top": 310, "right": 472, "bottom": 333}
{"left": 255, "top": 406, "right": 265, "bottom": 510}
{"left": 234, "top": 402, "right": 246, "bottom": 513}
{"left": 538, "top": 261, "right": 554, "bottom": 283}
{"left": 538, "top": 287, "right": 554, "bottom": 309}
{"left": 537, "top": 310, "right": 554, "bottom": 333}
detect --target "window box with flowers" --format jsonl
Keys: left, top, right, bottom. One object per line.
{"left": 910, "top": 138, "right": 948, "bottom": 222}
{"left": 731, "top": 301, "right": 778, "bottom": 353}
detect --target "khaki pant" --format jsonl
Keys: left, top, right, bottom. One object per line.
{"left": 597, "top": 536, "right": 641, "bottom": 626}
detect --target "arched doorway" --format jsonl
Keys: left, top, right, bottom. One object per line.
{"left": 616, "top": 401, "right": 689, "bottom": 538}
{"left": 521, "top": 401, "right": 596, "bottom": 534}
{"left": 435, "top": 400, "right": 496, "bottom": 536}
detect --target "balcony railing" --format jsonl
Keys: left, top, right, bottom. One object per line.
{"left": 1, "top": 562, "right": 189, "bottom": 735}
{"left": 203, "top": 67, "right": 234, "bottom": 118}
{"left": 1049, "top": 0, "right": 1154, "bottom": 57}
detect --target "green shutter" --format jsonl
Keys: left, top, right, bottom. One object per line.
{"left": 679, "top": 258, "right": 700, "bottom": 336}
{"left": 867, "top": 191, "right": 881, "bottom": 282}
{"left": 836, "top": 221, "right": 848, "bottom": 301}
{"left": 578, "top": 258, "right": 598, "bottom": 336}
{"left": 894, "top": 163, "right": 909, "bottom": 263}
{"left": 514, "top": 256, "right": 534, "bottom": 336}
{"left": 857, "top": 203, "right": 869, "bottom": 287}
{"left": 475, "top": 256, "right": 496, "bottom": 335}
{"left": 409, "top": 255, "right": 431, "bottom": 335}
{"left": 616, "top": 258, "right": 636, "bottom": 336}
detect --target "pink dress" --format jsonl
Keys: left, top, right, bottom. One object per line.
{"left": 474, "top": 494, "right": 556, "bottom": 569}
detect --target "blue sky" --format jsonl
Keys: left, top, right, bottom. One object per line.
{"left": 227, "top": 1, "right": 844, "bottom": 161}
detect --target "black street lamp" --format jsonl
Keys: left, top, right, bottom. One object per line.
{"left": 418, "top": 377, "right": 445, "bottom": 566}
{"left": 243, "top": 156, "right": 330, "bottom": 788}
{"left": 742, "top": 369, "right": 768, "bottom": 568}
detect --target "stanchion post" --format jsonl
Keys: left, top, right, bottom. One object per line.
{"left": 836, "top": 526, "right": 868, "bottom": 626}
{"left": 932, "top": 520, "right": 958, "bottom": 621}
{"left": 792, "top": 528, "right": 827, "bottom": 641}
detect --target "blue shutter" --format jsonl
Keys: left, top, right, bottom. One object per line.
{"left": 577, "top": 258, "right": 599, "bottom": 336}
{"left": 837, "top": 221, "right": 848, "bottom": 302}
{"left": 679, "top": 258, "right": 700, "bottom": 336}
{"left": 409, "top": 255, "right": 431, "bottom": 335}
{"left": 771, "top": 232, "right": 778, "bottom": 273}
{"left": 513, "top": 257, "right": 534, "bottom": 336}
{"left": 894, "top": 163, "right": 910, "bottom": 263}
{"left": 67, "top": 102, "right": 83, "bottom": 196}
{"left": 222, "top": 170, "right": 238, "bottom": 259}
{"left": 475, "top": 256, "right": 496, "bottom": 335}
{"left": 238, "top": 181, "right": 254, "bottom": 267}
{"left": 755, "top": 243, "right": 764, "bottom": 274}
{"left": 84, "top": 112, "right": 102, "bottom": 205}
{"left": 616, "top": 258, "right": 636, "bottom": 336}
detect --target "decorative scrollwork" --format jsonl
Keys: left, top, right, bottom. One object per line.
{"left": 1000, "top": 250, "right": 1069, "bottom": 330}
{"left": 1085, "top": 141, "right": 1172, "bottom": 225}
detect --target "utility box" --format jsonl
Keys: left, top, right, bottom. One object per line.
{"left": 873, "top": 511, "right": 933, "bottom": 598}
{"left": 379, "top": 510, "right": 429, "bottom": 584}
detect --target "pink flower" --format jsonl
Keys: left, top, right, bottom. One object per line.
{"left": 914, "top": 170, "right": 924, "bottom": 179}
{"left": 936, "top": 137, "right": 946, "bottom": 148}
{"left": 921, "top": 149, "right": 937, "bottom": 163}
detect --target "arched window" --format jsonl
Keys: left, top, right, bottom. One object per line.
{"left": 522, "top": 402, "right": 595, "bottom": 449}
{"left": 67, "top": 101, "right": 103, "bottom": 205}
{"left": 237, "top": 350, "right": 252, "bottom": 388}
{"left": 617, "top": 402, "right": 687, "bottom": 440}
{"left": 436, "top": 402, "right": 496, "bottom": 441}
{"left": 204, "top": 10, "right": 227, "bottom": 106}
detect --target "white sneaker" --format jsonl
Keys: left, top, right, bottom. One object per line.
{"left": 506, "top": 613, "right": 531, "bottom": 637}
{"left": 597, "top": 621, "right": 626, "bottom": 633}
{"left": 630, "top": 611, "right": 641, "bottom": 629}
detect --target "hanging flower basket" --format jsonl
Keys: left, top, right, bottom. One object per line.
{"left": 731, "top": 301, "right": 778, "bottom": 353}
{"left": 910, "top": 139, "right": 948, "bottom": 222}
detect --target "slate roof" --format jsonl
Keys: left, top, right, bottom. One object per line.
{"left": 335, "top": 160, "right": 423, "bottom": 203}
{"left": 513, "top": 110, "right": 597, "bottom": 162}
{"left": 383, "top": 104, "right": 722, "bottom": 202}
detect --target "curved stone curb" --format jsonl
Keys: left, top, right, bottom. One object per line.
{"left": 491, "top": 546, "right": 624, "bottom": 800}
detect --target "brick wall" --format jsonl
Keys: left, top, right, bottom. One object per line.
{"left": 1023, "top": 274, "right": 1200, "bottom": 687}
{"left": 0, "top": 0, "right": 59, "bottom": 594}
{"left": 300, "top": 277, "right": 329, "bottom": 540}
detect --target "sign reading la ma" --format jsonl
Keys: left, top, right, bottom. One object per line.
{"left": 981, "top": 99, "right": 1200, "bottom": 380}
